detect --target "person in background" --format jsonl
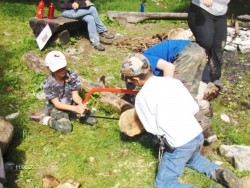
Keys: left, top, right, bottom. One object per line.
{"left": 188, "top": 0, "right": 230, "bottom": 88}
{"left": 29, "top": 51, "right": 96, "bottom": 134}
{"left": 120, "top": 53, "right": 242, "bottom": 188}
{"left": 58, "top": 0, "right": 114, "bottom": 51}
{"left": 122, "top": 35, "right": 217, "bottom": 144}
{"left": 142, "top": 38, "right": 207, "bottom": 109}
{"left": 0, "top": 149, "right": 6, "bottom": 188}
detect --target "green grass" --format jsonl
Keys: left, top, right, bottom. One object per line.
{"left": 0, "top": 0, "right": 250, "bottom": 187}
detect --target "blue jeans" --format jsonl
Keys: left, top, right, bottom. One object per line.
{"left": 62, "top": 6, "right": 107, "bottom": 45}
{"left": 155, "top": 133, "right": 219, "bottom": 188}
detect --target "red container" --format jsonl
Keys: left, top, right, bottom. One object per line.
{"left": 37, "top": 0, "right": 44, "bottom": 19}
{"left": 48, "top": 3, "right": 54, "bottom": 19}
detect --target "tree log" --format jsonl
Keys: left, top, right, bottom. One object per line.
{"left": 79, "top": 77, "right": 134, "bottom": 114}
{"left": 237, "top": 15, "right": 250, "bottom": 22}
{"left": 108, "top": 11, "right": 188, "bottom": 23}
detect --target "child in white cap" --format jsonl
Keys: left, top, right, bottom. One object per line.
{"left": 29, "top": 51, "right": 95, "bottom": 134}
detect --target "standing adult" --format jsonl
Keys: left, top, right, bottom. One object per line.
{"left": 0, "top": 149, "right": 6, "bottom": 188}
{"left": 188, "top": 0, "right": 230, "bottom": 88}
{"left": 58, "top": 0, "right": 114, "bottom": 51}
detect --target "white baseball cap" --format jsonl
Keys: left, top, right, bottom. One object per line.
{"left": 45, "top": 51, "right": 67, "bottom": 72}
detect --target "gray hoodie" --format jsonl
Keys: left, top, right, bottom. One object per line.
{"left": 192, "top": 0, "right": 230, "bottom": 16}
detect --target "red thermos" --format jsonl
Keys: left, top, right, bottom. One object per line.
{"left": 37, "top": 0, "right": 44, "bottom": 19}
{"left": 48, "top": 3, "right": 54, "bottom": 19}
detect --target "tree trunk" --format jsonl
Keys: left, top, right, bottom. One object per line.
{"left": 108, "top": 11, "right": 188, "bottom": 23}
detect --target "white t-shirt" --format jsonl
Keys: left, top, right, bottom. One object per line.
{"left": 135, "top": 76, "right": 202, "bottom": 148}
{"left": 192, "top": 0, "right": 230, "bottom": 16}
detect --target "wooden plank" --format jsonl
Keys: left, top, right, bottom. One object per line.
{"left": 107, "top": 11, "right": 188, "bottom": 23}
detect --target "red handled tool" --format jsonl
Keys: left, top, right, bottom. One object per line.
{"left": 80, "top": 88, "right": 138, "bottom": 120}
{"left": 82, "top": 88, "right": 138, "bottom": 104}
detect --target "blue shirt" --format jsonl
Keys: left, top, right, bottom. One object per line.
{"left": 143, "top": 40, "right": 191, "bottom": 76}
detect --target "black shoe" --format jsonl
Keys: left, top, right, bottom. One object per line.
{"left": 79, "top": 110, "right": 98, "bottom": 126}
{"left": 203, "top": 127, "right": 218, "bottom": 145}
{"left": 212, "top": 169, "right": 242, "bottom": 188}
{"left": 122, "top": 94, "right": 135, "bottom": 105}
{"left": 99, "top": 31, "right": 115, "bottom": 39}
{"left": 94, "top": 44, "right": 105, "bottom": 51}
{"left": 213, "top": 80, "right": 224, "bottom": 88}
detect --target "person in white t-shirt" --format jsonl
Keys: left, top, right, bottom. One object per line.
{"left": 120, "top": 53, "right": 241, "bottom": 188}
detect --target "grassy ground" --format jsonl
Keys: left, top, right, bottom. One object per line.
{"left": 0, "top": 0, "right": 250, "bottom": 187}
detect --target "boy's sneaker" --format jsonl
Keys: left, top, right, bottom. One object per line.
{"left": 29, "top": 112, "right": 45, "bottom": 123}
{"left": 94, "top": 44, "right": 105, "bottom": 51}
{"left": 99, "top": 31, "right": 115, "bottom": 39}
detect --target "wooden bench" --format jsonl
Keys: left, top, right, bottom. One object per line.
{"left": 29, "top": 16, "right": 86, "bottom": 45}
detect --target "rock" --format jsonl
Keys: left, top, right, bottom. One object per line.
{"left": 22, "top": 51, "right": 50, "bottom": 75}
{"left": 224, "top": 45, "right": 237, "bottom": 51}
{"left": 5, "top": 112, "right": 19, "bottom": 120}
{"left": 42, "top": 174, "right": 80, "bottom": 188}
{"left": 239, "top": 44, "right": 250, "bottom": 53}
{"left": 42, "top": 174, "right": 60, "bottom": 188}
{"left": 220, "top": 113, "right": 231, "bottom": 123}
{"left": 219, "top": 145, "right": 250, "bottom": 172}
{"left": 241, "top": 176, "right": 250, "bottom": 188}
{"left": 0, "top": 117, "right": 14, "bottom": 154}
{"left": 56, "top": 179, "right": 80, "bottom": 188}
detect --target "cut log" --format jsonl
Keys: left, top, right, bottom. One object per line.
{"left": 237, "top": 15, "right": 250, "bottom": 22}
{"left": 119, "top": 108, "right": 145, "bottom": 137}
{"left": 108, "top": 11, "right": 188, "bottom": 23}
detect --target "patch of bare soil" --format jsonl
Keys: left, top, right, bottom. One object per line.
{"left": 220, "top": 52, "right": 250, "bottom": 110}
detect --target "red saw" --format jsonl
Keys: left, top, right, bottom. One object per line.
{"left": 82, "top": 88, "right": 138, "bottom": 104}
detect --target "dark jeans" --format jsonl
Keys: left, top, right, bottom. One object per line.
{"left": 0, "top": 150, "right": 6, "bottom": 186}
{"left": 188, "top": 3, "right": 227, "bottom": 82}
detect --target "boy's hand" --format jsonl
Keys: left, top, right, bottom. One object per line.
{"left": 75, "top": 104, "right": 87, "bottom": 114}
{"left": 85, "top": 0, "right": 93, "bottom": 6}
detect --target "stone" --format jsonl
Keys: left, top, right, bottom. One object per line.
{"left": 219, "top": 145, "right": 250, "bottom": 172}
{"left": 0, "top": 117, "right": 14, "bottom": 154}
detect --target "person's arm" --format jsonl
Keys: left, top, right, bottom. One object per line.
{"left": 156, "top": 59, "right": 176, "bottom": 77}
{"left": 51, "top": 97, "right": 87, "bottom": 114}
{"left": 72, "top": 90, "right": 84, "bottom": 105}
